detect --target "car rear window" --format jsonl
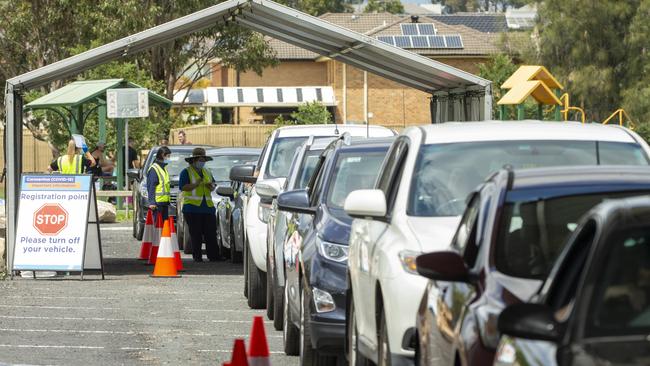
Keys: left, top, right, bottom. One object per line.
{"left": 408, "top": 141, "right": 649, "bottom": 217}
{"left": 496, "top": 190, "right": 649, "bottom": 279}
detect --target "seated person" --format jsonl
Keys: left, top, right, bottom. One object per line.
{"left": 91, "top": 143, "right": 114, "bottom": 176}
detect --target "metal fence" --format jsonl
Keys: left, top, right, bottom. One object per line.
{"left": 169, "top": 124, "right": 407, "bottom": 147}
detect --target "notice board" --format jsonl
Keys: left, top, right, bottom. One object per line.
{"left": 12, "top": 174, "right": 104, "bottom": 278}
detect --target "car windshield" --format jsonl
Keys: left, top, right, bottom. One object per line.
{"left": 295, "top": 151, "right": 321, "bottom": 190}
{"left": 586, "top": 227, "right": 650, "bottom": 337}
{"left": 409, "top": 141, "right": 649, "bottom": 217}
{"left": 326, "top": 150, "right": 387, "bottom": 210}
{"left": 496, "top": 191, "right": 647, "bottom": 279}
{"left": 164, "top": 153, "right": 193, "bottom": 177}
{"left": 205, "top": 155, "right": 259, "bottom": 182}
{"left": 265, "top": 137, "right": 308, "bottom": 179}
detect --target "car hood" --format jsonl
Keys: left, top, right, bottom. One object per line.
{"left": 318, "top": 207, "right": 353, "bottom": 245}
{"left": 406, "top": 216, "right": 461, "bottom": 252}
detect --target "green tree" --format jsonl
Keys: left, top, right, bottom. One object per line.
{"left": 478, "top": 54, "right": 518, "bottom": 117}
{"left": 274, "top": 102, "right": 332, "bottom": 125}
{"left": 276, "top": 0, "right": 351, "bottom": 16}
{"left": 365, "top": 0, "right": 404, "bottom": 14}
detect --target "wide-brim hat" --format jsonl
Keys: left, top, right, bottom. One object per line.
{"left": 184, "top": 147, "right": 213, "bottom": 162}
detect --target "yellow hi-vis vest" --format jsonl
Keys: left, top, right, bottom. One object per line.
{"left": 184, "top": 166, "right": 214, "bottom": 208}
{"left": 149, "top": 163, "right": 170, "bottom": 203}
{"left": 57, "top": 155, "right": 83, "bottom": 174}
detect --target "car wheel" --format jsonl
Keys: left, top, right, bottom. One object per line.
{"left": 348, "top": 299, "right": 370, "bottom": 366}
{"left": 272, "top": 266, "right": 284, "bottom": 331}
{"left": 230, "top": 225, "right": 243, "bottom": 263}
{"left": 132, "top": 194, "right": 138, "bottom": 238}
{"left": 283, "top": 279, "right": 299, "bottom": 355}
{"left": 182, "top": 220, "right": 192, "bottom": 255}
{"left": 243, "top": 240, "right": 248, "bottom": 298}
{"left": 266, "top": 254, "right": 275, "bottom": 320}
{"left": 246, "top": 243, "right": 267, "bottom": 309}
{"left": 300, "top": 285, "right": 335, "bottom": 365}
{"left": 378, "top": 310, "right": 391, "bottom": 366}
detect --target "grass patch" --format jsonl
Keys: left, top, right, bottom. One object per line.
{"left": 116, "top": 210, "right": 133, "bottom": 223}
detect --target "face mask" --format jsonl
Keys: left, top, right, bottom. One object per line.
{"left": 163, "top": 158, "right": 171, "bottom": 164}
{"left": 194, "top": 161, "right": 205, "bottom": 169}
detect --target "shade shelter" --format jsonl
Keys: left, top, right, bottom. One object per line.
{"left": 5, "top": 0, "right": 492, "bottom": 271}
{"left": 23, "top": 79, "right": 172, "bottom": 201}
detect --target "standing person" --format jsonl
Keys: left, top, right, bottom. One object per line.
{"left": 178, "top": 130, "right": 192, "bottom": 145}
{"left": 128, "top": 137, "right": 140, "bottom": 169}
{"left": 160, "top": 137, "right": 169, "bottom": 146}
{"left": 90, "top": 142, "right": 114, "bottom": 175}
{"left": 50, "top": 139, "right": 96, "bottom": 174}
{"left": 179, "top": 147, "right": 221, "bottom": 262}
{"left": 146, "top": 146, "right": 172, "bottom": 220}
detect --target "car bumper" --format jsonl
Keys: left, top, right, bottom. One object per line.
{"left": 381, "top": 272, "right": 428, "bottom": 359}
{"left": 310, "top": 320, "right": 345, "bottom": 354}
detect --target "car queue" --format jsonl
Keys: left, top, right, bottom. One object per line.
{"left": 226, "top": 120, "right": 650, "bottom": 366}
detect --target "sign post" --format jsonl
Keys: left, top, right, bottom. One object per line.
{"left": 12, "top": 174, "right": 104, "bottom": 280}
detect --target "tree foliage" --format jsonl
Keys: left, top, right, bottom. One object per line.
{"left": 0, "top": 0, "right": 278, "bottom": 157}
{"left": 276, "top": 0, "right": 351, "bottom": 16}
{"left": 274, "top": 102, "right": 332, "bottom": 125}
{"left": 364, "top": 0, "right": 404, "bottom": 14}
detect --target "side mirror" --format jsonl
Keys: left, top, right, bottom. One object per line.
{"left": 344, "top": 189, "right": 387, "bottom": 219}
{"left": 216, "top": 185, "right": 235, "bottom": 199}
{"left": 256, "top": 178, "right": 286, "bottom": 200}
{"left": 498, "top": 303, "right": 560, "bottom": 342}
{"left": 127, "top": 169, "right": 140, "bottom": 181}
{"left": 230, "top": 164, "right": 257, "bottom": 183}
{"left": 415, "top": 251, "right": 471, "bottom": 282}
{"left": 277, "top": 189, "right": 315, "bottom": 215}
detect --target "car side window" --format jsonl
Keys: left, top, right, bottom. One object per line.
{"left": 377, "top": 138, "right": 409, "bottom": 214}
{"left": 451, "top": 194, "right": 481, "bottom": 266}
{"left": 546, "top": 219, "right": 597, "bottom": 320}
{"left": 308, "top": 152, "right": 329, "bottom": 207}
{"left": 256, "top": 139, "right": 270, "bottom": 175}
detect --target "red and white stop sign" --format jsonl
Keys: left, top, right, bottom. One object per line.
{"left": 33, "top": 203, "right": 68, "bottom": 236}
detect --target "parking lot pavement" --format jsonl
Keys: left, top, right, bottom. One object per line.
{"left": 0, "top": 223, "right": 298, "bottom": 366}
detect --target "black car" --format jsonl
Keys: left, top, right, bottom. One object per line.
{"left": 130, "top": 144, "right": 213, "bottom": 240}
{"left": 415, "top": 166, "right": 650, "bottom": 366}
{"left": 278, "top": 136, "right": 394, "bottom": 364}
{"left": 495, "top": 195, "right": 650, "bottom": 366}
{"left": 177, "top": 147, "right": 260, "bottom": 255}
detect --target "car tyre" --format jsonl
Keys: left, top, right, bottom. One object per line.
{"left": 347, "top": 299, "right": 370, "bottom": 366}
{"left": 246, "top": 243, "right": 267, "bottom": 309}
{"left": 133, "top": 196, "right": 144, "bottom": 240}
{"left": 266, "top": 254, "right": 275, "bottom": 320}
{"left": 230, "top": 225, "right": 243, "bottom": 263}
{"left": 272, "top": 267, "right": 284, "bottom": 331}
{"left": 182, "top": 220, "right": 192, "bottom": 255}
{"left": 243, "top": 239, "right": 248, "bottom": 298}
{"left": 378, "top": 310, "right": 391, "bottom": 366}
{"left": 300, "top": 285, "right": 335, "bottom": 366}
{"left": 283, "top": 279, "right": 299, "bottom": 355}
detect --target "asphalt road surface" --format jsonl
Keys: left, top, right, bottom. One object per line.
{"left": 0, "top": 222, "right": 298, "bottom": 366}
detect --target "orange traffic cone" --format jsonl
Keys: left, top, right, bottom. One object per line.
{"left": 230, "top": 339, "right": 248, "bottom": 366}
{"left": 248, "top": 316, "right": 270, "bottom": 366}
{"left": 148, "top": 212, "right": 163, "bottom": 265}
{"left": 151, "top": 219, "right": 181, "bottom": 278}
{"left": 169, "top": 216, "right": 184, "bottom": 271}
{"left": 138, "top": 209, "right": 154, "bottom": 260}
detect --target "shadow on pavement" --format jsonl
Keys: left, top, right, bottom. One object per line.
{"left": 103, "top": 257, "right": 244, "bottom": 277}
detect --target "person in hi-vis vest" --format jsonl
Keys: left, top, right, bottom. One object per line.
{"left": 49, "top": 139, "right": 96, "bottom": 174}
{"left": 146, "top": 146, "right": 172, "bottom": 220}
{"left": 179, "top": 147, "right": 221, "bottom": 262}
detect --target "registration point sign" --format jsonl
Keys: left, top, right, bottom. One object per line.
{"left": 13, "top": 175, "right": 103, "bottom": 276}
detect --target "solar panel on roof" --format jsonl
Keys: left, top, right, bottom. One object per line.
{"left": 411, "top": 36, "right": 429, "bottom": 48}
{"left": 428, "top": 35, "right": 446, "bottom": 48}
{"left": 377, "top": 36, "right": 395, "bottom": 46}
{"left": 417, "top": 23, "right": 436, "bottom": 35}
{"left": 401, "top": 23, "right": 418, "bottom": 35}
{"left": 445, "top": 35, "right": 463, "bottom": 48}
{"left": 394, "top": 36, "right": 412, "bottom": 48}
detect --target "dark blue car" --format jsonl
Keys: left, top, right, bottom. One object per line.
{"left": 277, "top": 136, "right": 394, "bottom": 365}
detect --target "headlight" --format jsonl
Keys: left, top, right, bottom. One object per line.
{"left": 139, "top": 179, "right": 148, "bottom": 199}
{"left": 399, "top": 250, "right": 420, "bottom": 274}
{"left": 475, "top": 304, "right": 501, "bottom": 349}
{"left": 312, "top": 287, "right": 335, "bottom": 313}
{"left": 318, "top": 240, "right": 349, "bottom": 263}
{"left": 258, "top": 204, "right": 271, "bottom": 223}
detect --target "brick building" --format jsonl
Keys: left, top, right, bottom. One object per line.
{"left": 183, "top": 12, "right": 504, "bottom": 126}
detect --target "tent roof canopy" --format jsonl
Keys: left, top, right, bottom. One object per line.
{"left": 24, "top": 79, "right": 172, "bottom": 109}
{"left": 8, "top": 0, "right": 490, "bottom": 95}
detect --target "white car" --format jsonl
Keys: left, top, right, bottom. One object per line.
{"left": 232, "top": 124, "right": 395, "bottom": 309}
{"left": 343, "top": 121, "right": 650, "bottom": 366}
